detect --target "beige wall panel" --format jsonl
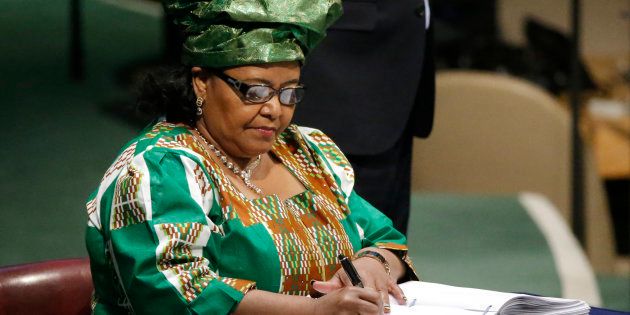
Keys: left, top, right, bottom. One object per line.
{"left": 498, "top": 0, "right": 630, "bottom": 55}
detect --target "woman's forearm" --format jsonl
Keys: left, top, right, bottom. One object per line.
{"left": 233, "top": 289, "right": 316, "bottom": 315}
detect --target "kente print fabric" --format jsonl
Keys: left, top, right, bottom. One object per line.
{"left": 86, "top": 121, "right": 417, "bottom": 315}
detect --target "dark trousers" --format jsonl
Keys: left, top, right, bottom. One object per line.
{"left": 346, "top": 127, "right": 413, "bottom": 235}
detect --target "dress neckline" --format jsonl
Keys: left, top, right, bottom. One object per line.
{"left": 190, "top": 127, "right": 314, "bottom": 205}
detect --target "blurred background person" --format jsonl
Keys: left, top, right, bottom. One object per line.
{"left": 294, "top": 0, "right": 435, "bottom": 235}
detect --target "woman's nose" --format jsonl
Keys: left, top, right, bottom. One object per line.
{"left": 259, "top": 96, "right": 282, "bottom": 119}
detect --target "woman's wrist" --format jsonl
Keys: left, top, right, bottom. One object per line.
{"left": 355, "top": 247, "right": 405, "bottom": 280}
{"left": 354, "top": 250, "right": 391, "bottom": 276}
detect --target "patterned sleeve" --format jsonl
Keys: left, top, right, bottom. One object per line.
{"left": 296, "top": 125, "right": 418, "bottom": 281}
{"left": 296, "top": 126, "right": 355, "bottom": 200}
{"left": 348, "top": 191, "right": 419, "bottom": 282}
{"left": 93, "top": 147, "right": 255, "bottom": 314}
{"left": 346, "top": 191, "right": 419, "bottom": 281}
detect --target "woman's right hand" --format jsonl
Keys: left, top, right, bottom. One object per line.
{"left": 312, "top": 286, "right": 382, "bottom": 315}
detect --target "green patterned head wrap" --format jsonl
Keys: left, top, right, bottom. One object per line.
{"left": 162, "top": 0, "right": 343, "bottom": 68}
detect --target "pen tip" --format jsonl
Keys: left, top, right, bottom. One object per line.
{"left": 338, "top": 254, "right": 345, "bottom": 260}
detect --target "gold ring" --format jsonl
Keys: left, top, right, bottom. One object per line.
{"left": 383, "top": 303, "right": 391, "bottom": 312}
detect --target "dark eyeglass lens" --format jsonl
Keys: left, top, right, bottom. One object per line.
{"left": 279, "top": 88, "right": 305, "bottom": 105}
{"left": 245, "top": 86, "right": 274, "bottom": 102}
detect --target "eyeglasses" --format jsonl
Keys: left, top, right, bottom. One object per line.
{"left": 214, "top": 71, "right": 306, "bottom": 106}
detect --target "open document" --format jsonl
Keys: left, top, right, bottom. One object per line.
{"left": 390, "top": 281, "right": 590, "bottom": 315}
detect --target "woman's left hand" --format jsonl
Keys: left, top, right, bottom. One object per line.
{"left": 312, "top": 255, "right": 406, "bottom": 313}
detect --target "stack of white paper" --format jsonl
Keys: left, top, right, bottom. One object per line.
{"left": 389, "top": 281, "right": 590, "bottom": 315}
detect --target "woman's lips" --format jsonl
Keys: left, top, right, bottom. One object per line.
{"left": 251, "top": 127, "right": 276, "bottom": 138}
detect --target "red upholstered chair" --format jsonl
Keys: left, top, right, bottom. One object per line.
{"left": 0, "top": 258, "right": 93, "bottom": 315}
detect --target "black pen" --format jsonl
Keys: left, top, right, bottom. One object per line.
{"left": 338, "top": 254, "right": 363, "bottom": 288}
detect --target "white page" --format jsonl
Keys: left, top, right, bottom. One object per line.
{"left": 389, "top": 282, "right": 589, "bottom": 315}
{"left": 393, "top": 281, "right": 516, "bottom": 313}
{"left": 391, "top": 303, "right": 498, "bottom": 315}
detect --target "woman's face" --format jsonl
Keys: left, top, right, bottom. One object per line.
{"left": 193, "top": 61, "right": 301, "bottom": 159}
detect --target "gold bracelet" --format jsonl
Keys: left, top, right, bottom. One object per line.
{"left": 354, "top": 250, "right": 391, "bottom": 276}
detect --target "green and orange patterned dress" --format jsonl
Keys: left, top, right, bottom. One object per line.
{"left": 86, "top": 121, "right": 417, "bottom": 314}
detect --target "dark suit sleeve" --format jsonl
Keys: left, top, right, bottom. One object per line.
{"left": 409, "top": 22, "right": 435, "bottom": 138}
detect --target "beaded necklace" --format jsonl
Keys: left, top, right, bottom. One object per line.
{"left": 195, "top": 128, "right": 263, "bottom": 194}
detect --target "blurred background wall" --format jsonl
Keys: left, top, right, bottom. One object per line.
{"left": 499, "top": 0, "right": 630, "bottom": 55}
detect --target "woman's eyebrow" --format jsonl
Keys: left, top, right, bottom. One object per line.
{"left": 245, "top": 78, "right": 301, "bottom": 86}
{"left": 282, "top": 79, "right": 301, "bottom": 85}
{"left": 243, "top": 78, "right": 273, "bottom": 85}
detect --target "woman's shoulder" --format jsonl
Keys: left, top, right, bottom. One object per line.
{"left": 87, "top": 121, "right": 214, "bottom": 229}
{"left": 123, "top": 121, "right": 202, "bottom": 161}
{"left": 98, "top": 121, "right": 204, "bottom": 185}
{"left": 289, "top": 124, "right": 329, "bottom": 139}
{"left": 281, "top": 124, "right": 355, "bottom": 195}
{"left": 286, "top": 125, "right": 350, "bottom": 162}
{"left": 136, "top": 121, "right": 197, "bottom": 152}
{"left": 282, "top": 124, "right": 338, "bottom": 149}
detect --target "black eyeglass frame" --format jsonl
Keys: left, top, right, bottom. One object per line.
{"left": 213, "top": 71, "right": 306, "bottom": 106}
